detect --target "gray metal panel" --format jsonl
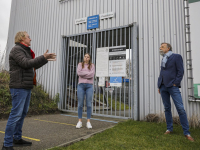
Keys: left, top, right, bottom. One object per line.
{"left": 5, "top": 0, "right": 199, "bottom": 120}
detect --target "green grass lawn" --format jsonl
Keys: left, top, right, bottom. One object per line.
{"left": 51, "top": 120, "right": 200, "bottom": 150}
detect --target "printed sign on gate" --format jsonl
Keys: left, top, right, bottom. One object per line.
{"left": 110, "top": 77, "right": 122, "bottom": 87}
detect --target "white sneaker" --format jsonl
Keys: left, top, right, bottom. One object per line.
{"left": 76, "top": 121, "right": 82, "bottom": 128}
{"left": 86, "top": 122, "right": 92, "bottom": 129}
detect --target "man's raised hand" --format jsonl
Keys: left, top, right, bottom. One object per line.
{"left": 43, "top": 50, "right": 56, "bottom": 61}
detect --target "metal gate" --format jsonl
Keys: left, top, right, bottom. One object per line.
{"left": 59, "top": 24, "right": 138, "bottom": 119}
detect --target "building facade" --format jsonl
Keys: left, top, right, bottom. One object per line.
{"left": 5, "top": 0, "right": 200, "bottom": 120}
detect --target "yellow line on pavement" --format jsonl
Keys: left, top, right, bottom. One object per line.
{"left": 21, "top": 136, "right": 40, "bottom": 141}
{"left": 0, "top": 131, "right": 40, "bottom": 141}
{"left": 34, "top": 119, "right": 76, "bottom": 126}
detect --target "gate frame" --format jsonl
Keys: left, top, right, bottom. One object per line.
{"left": 59, "top": 23, "right": 139, "bottom": 120}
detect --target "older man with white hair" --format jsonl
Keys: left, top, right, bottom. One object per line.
{"left": 2, "top": 31, "right": 56, "bottom": 150}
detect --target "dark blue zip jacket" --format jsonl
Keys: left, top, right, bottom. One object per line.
{"left": 157, "top": 53, "right": 184, "bottom": 88}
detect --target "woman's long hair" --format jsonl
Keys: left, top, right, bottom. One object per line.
{"left": 82, "top": 53, "right": 92, "bottom": 70}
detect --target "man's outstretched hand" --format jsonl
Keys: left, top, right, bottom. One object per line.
{"left": 43, "top": 50, "right": 56, "bottom": 61}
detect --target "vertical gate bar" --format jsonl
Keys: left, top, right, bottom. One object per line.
{"left": 115, "top": 29, "right": 118, "bottom": 116}
{"left": 79, "top": 35, "right": 82, "bottom": 65}
{"left": 71, "top": 37, "right": 73, "bottom": 111}
{"left": 99, "top": 85, "right": 100, "bottom": 114}
{"left": 60, "top": 37, "right": 64, "bottom": 110}
{"left": 72, "top": 36, "right": 76, "bottom": 112}
{"left": 124, "top": 77, "right": 125, "bottom": 117}
{"left": 77, "top": 35, "right": 81, "bottom": 111}
{"left": 103, "top": 31, "right": 105, "bottom": 115}
{"left": 112, "top": 29, "right": 114, "bottom": 46}
{"left": 108, "top": 31, "right": 110, "bottom": 48}
{"left": 63, "top": 37, "right": 67, "bottom": 110}
{"left": 111, "top": 29, "right": 114, "bottom": 116}
{"left": 75, "top": 36, "right": 79, "bottom": 111}
{"left": 120, "top": 28, "right": 122, "bottom": 45}
{"left": 91, "top": 32, "right": 94, "bottom": 116}
{"left": 120, "top": 87, "right": 121, "bottom": 116}
{"left": 79, "top": 35, "right": 82, "bottom": 112}
{"left": 115, "top": 87, "right": 117, "bottom": 116}
{"left": 95, "top": 32, "right": 99, "bottom": 114}
{"left": 100, "top": 31, "right": 102, "bottom": 114}
{"left": 66, "top": 38, "right": 70, "bottom": 110}
{"left": 103, "top": 85, "right": 105, "bottom": 115}
{"left": 104, "top": 30, "right": 108, "bottom": 115}
{"left": 124, "top": 27, "right": 126, "bottom": 117}
{"left": 133, "top": 23, "right": 138, "bottom": 120}
{"left": 111, "top": 91, "right": 112, "bottom": 115}
{"left": 106, "top": 61, "right": 109, "bottom": 114}
{"left": 95, "top": 32, "right": 97, "bottom": 111}
{"left": 90, "top": 33, "right": 92, "bottom": 55}
{"left": 62, "top": 37, "right": 65, "bottom": 110}
{"left": 83, "top": 34, "right": 86, "bottom": 112}
{"left": 107, "top": 30, "right": 110, "bottom": 115}
{"left": 131, "top": 26, "right": 134, "bottom": 119}
{"left": 83, "top": 34, "right": 86, "bottom": 56}
{"left": 78, "top": 35, "right": 81, "bottom": 112}
{"left": 64, "top": 37, "right": 67, "bottom": 110}
{"left": 68, "top": 37, "right": 72, "bottom": 111}
{"left": 101, "top": 31, "right": 102, "bottom": 47}
{"left": 91, "top": 33, "right": 93, "bottom": 115}
{"left": 111, "top": 30, "right": 115, "bottom": 115}
{"left": 76, "top": 35, "right": 81, "bottom": 111}
{"left": 92, "top": 32, "right": 96, "bottom": 115}
{"left": 129, "top": 27, "right": 131, "bottom": 118}
{"left": 116, "top": 29, "right": 118, "bottom": 46}
{"left": 119, "top": 28, "right": 122, "bottom": 116}
{"left": 87, "top": 33, "right": 88, "bottom": 53}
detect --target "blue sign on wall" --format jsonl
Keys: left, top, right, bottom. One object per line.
{"left": 87, "top": 15, "right": 99, "bottom": 30}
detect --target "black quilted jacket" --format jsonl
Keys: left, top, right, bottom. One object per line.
{"left": 9, "top": 43, "right": 48, "bottom": 89}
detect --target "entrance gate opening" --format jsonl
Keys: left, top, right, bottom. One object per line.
{"left": 60, "top": 25, "right": 138, "bottom": 119}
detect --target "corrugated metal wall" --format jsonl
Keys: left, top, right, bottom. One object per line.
{"left": 5, "top": 0, "right": 200, "bottom": 120}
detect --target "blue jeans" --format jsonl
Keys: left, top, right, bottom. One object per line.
{"left": 160, "top": 85, "right": 190, "bottom": 135}
{"left": 77, "top": 83, "right": 93, "bottom": 119}
{"left": 4, "top": 88, "right": 31, "bottom": 147}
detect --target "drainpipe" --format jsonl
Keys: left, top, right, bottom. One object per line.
{"left": 184, "top": 0, "right": 200, "bottom": 102}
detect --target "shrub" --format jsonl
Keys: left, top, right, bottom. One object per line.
{"left": 0, "top": 71, "right": 59, "bottom": 119}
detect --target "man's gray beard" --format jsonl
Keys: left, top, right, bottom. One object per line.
{"left": 159, "top": 50, "right": 165, "bottom": 56}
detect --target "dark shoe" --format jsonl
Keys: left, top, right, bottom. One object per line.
{"left": 164, "top": 130, "right": 172, "bottom": 134}
{"left": 185, "top": 135, "right": 194, "bottom": 142}
{"left": 13, "top": 139, "right": 32, "bottom": 147}
{"left": 2, "top": 145, "right": 14, "bottom": 150}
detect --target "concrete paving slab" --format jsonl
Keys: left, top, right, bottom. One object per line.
{"left": 0, "top": 113, "right": 121, "bottom": 150}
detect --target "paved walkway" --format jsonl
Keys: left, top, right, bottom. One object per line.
{"left": 0, "top": 113, "right": 125, "bottom": 150}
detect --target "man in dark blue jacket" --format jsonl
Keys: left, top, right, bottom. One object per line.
{"left": 158, "top": 43, "right": 194, "bottom": 142}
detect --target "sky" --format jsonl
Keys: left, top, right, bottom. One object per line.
{"left": 0, "top": 0, "right": 11, "bottom": 53}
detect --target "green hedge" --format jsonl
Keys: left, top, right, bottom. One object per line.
{"left": 0, "top": 71, "right": 59, "bottom": 119}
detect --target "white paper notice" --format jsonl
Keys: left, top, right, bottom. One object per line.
{"left": 98, "top": 77, "right": 105, "bottom": 86}
{"left": 96, "top": 47, "right": 109, "bottom": 77}
{"left": 109, "top": 60, "right": 126, "bottom": 76}
{"left": 108, "top": 46, "right": 126, "bottom": 77}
